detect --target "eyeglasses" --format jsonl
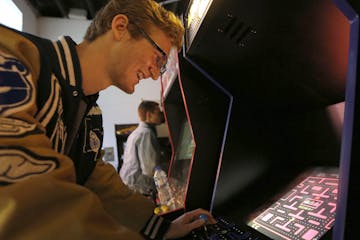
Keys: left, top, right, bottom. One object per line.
{"left": 132, "top": 23, "right": 168, "bottom": 75}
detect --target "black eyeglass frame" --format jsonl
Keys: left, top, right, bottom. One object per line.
{"left": 132, "top": 22, "right": 168, "bottom": 75}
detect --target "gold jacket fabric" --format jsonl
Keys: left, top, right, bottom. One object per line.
{"left": 0, "top": 24, "right": 169, "bottom": 240}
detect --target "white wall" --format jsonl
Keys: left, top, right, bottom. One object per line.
{"left": 13, "top": 0, "right": 37, "bottom": 34}
{"left": 37, "top": 17, "right": 91, "bottom": 43}
{"left": 10, "top": 1, "right": 162, "bottom": 169}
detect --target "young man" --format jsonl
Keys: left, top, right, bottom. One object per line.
{"left": 120, "top": 101, "right": 164, "bottom": 199}
{"left": 0, "top": 0, "right": 215, "bottom": 239}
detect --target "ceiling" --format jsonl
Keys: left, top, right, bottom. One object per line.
{"left": 26, "top": 0, "right": 188, "bottom": 20}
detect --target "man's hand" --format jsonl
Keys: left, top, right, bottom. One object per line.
{"left": 163, "top": 208, "right": 216, "bottom": 239}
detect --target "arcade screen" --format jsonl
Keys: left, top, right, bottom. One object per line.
{"left": 168, "top": 118, "right": 196, "bottom": 209}
{"left": 174, "top": 119, "right": 195, "bottom": 161}
{"left": 247, "top": 168, "right": 338, "bottom": 240}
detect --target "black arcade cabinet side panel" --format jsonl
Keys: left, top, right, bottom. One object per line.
{"left": 161, "top": 47, "right": 233, "bottom": 213}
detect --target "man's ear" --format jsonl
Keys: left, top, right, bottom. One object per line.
{"left": 111, "top": 14, "right": 129, "bottom": 40}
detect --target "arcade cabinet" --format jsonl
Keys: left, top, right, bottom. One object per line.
{"left": 160, "top": 0, "right": 359, "bottom": 239}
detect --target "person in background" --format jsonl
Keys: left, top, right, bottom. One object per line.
{"left": 0, "top": 0, "right": 216, "bottom": 239}
{"left": 120, "top": 100, "right": 164, "bottom": 201}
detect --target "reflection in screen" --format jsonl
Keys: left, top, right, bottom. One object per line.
{"left": 169, "top": 119, "right": 195, "bottom": 209}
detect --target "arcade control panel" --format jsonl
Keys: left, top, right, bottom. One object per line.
{"left": 188, "top": 216, "right": 269, "bottom": 240}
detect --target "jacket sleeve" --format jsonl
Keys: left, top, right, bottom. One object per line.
{"left": 0, "top": 26, "right": 145, "bottom": 239}
{"left": 85, "top": 159, "right": 172, "bottom": 239}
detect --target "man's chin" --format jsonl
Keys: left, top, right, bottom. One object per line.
{"left": 125, "top": 88, "right": 134, "bottom": 94}
{"left": 119, "top": 86, "right": 134, "bottom": 94}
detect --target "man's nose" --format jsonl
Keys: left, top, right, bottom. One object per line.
{"left": 149, "top": 66, "right": 161, "bottom": 80}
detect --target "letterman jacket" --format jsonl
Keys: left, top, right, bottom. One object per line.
{"left": 0, "top": 24, "right": 170, "bottom": 239}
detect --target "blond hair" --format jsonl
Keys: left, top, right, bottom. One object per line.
{"left": 84, "top": 0, "right": 184, "bottom": 49}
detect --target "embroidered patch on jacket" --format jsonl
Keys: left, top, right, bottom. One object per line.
{"left": 0, "top": 117, "right": 39, "bottom": 137}
{"left": 82, "top": 105, "right": 103, "bottom": 161}
{"left": 0, "top": 50, "right": 35, "bottom": 116}
{"left": 82, "top": 120, "right": 102, "bottom": 156}
{"left": 0, "top": 147, "right": 59, "bottom": 184}
{"left": 88, "top": 130, "right": 101, "bottom": 152}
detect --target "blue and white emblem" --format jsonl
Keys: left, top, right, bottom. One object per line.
{"left": 0, "top": 50, "right": 35, "bottom": 116}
